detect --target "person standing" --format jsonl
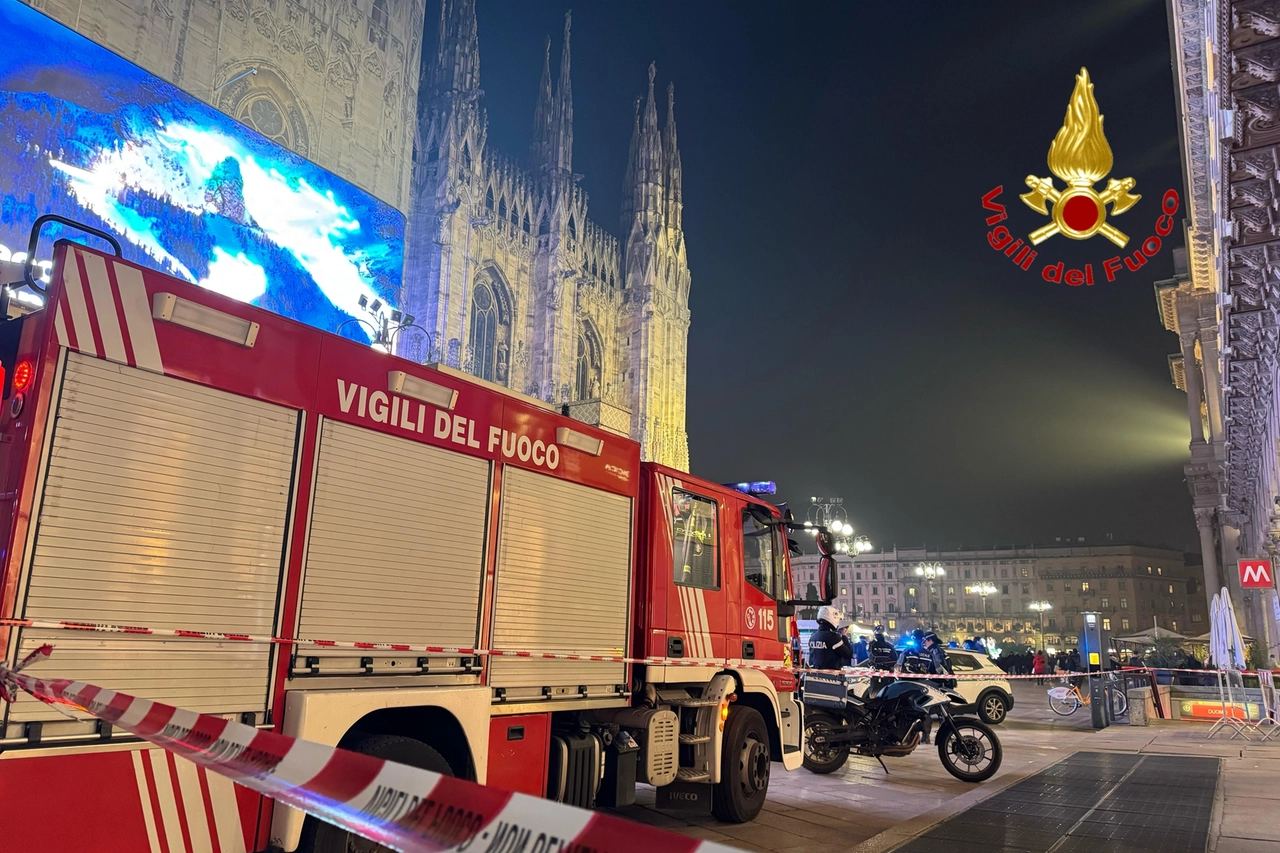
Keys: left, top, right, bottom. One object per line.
{"left": 1033, "top": 649, "right": 1047, "bottom": 685}
{"left": 852, "top": 634, "right": 869, "bottom": 665}
{"left": 808, "top": 606, "right": 853, "bottom": 670}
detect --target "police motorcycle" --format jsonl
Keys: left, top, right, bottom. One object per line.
{"left": 799, "top": 623, "right": 1002, "bottom": 783}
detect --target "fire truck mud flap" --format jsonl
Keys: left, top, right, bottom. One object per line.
{"left": 271, "top": 685, "right": 491, "bottom": 852}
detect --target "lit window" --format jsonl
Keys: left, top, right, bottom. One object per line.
{"left": 1102, "top": 618, "right": 1111, "bottom": 630}
{"left": 888, "top": 619, "right": 897, "bottom": 629}
{"left": 1081, "top": 581, "right": 1090, "bottom": 592}
{"left": 1120, "top": 598, "right": 1128, "bottom": 609}
{"left": 1168, "top": 584, "right": 1174, "bottom": 595}
{"left": 1101, "top": 597, "right": 1109, "bottom": 608}
{"left": 947, "top": 586, "right": 955, "bottom": 595}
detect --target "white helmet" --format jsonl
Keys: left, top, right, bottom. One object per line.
{"left": 816, "top": 605, "right": 845, "bottom": 630}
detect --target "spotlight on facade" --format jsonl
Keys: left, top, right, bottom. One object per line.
{"left": 370, "top": 299, "right": 383, "bottom": 314}
{"left": 358, "top": 294, "right": 368, "bottom": 309}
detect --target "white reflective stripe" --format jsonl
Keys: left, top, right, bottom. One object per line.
{"left": 131, "top": 749, "right": 163, "bottom": 853}
{"left": 174, "top": 756, "right": 215, "bottom": 853}
{"left": 206, "top": 769, "right": 248, "bottom": 853}
{"left": 113, "top": 261, "right": 164, "bottom": 373}
{"left": 149, "top": 749, "right": 186, "bottom": 853}
{"left": 694, "top": 589, "right": 713, "bottom": 658}
{"left": 62, "top": 249, "right": 98, "bottom": 357}
{"left": 79, "top": 250, "right": 127, "bottom": 364}
{"left": 676, "top": 587, "right": 693, "bottom": 656}
{"left": 54, "top": 303, "right": 68, "bottom": 347}
{"left": 680, "top": 587, "right": 704, "bottom": 658}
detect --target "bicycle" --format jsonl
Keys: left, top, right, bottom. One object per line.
{"left": 1047, "top": 672, "right": 1128, "bottom": 717}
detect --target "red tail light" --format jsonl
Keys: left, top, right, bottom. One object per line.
{"left": 12, "top": 360, "right": 32, "bottom": 392}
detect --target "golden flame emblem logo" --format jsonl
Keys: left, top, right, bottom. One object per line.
{"left": 1020, "top": 68, "right": 1140, "bottom": 247}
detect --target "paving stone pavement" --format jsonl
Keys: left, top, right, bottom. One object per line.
{"left": 607, "top": 680, "right": 1280, "bottom": 852}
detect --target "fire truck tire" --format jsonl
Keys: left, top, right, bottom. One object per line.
{"left": 711, "top": 706, "right": 770, "bottom": 823}
{"left": 299, "top": 734, "right": 453, "bottom": 853}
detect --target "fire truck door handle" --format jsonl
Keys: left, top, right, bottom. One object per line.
{"left": 742, "top": 641, "right": 756, "bottom": 660}
{"left": 667, "top": 636, "right": 684, "bottom": 658}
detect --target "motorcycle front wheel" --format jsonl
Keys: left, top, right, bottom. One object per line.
{"left": 936, "top": 718, "right": 1002, "bottom": 783}
{"left": 802, "top": 711, "right": 850, "bottom": 774}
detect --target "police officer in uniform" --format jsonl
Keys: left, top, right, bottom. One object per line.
{"left": 808, "top": 606, "right": 853, "bottom": 670}
{"left": 868, "top": 623, "right": 897, "bottom": 670}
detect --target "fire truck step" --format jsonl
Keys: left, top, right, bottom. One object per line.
{"left": 678, "top": 733, "right": 711, "bottom": 744}
{"left": 666, "top": 697, "right": 718, "bottom": 707}
{"left": 676, "top": 768, "right": 712, "bottom": 782}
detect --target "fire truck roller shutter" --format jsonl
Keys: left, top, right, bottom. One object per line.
{"left": 296, "top": 419, "right": 489, "bottom": 660}
{"left": 9, "top": 353, "right": 299, "bottom": 725}
{"left": 490, "top": 467, "right": 631, "bottom": 694}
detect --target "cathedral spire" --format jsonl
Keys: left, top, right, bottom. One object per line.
{"left": 429, "top": 0, "right": 480, "bottom": 95}
{"left": 663, "top": 81, "right": 682, "bottom": 229}
{"left": 634, "top": 63, "right": 665, "bottom": 223}
{"left": 531, "top": 36, "right": 553, "bottom": 165}
{"left": 551, "top": 11, "right": 574, "bottom": 172}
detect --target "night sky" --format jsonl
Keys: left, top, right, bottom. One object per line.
{"left": 472, "top": 0, "right": 1193, "bottom": 551}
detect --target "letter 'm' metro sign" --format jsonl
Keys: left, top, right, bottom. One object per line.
{"left": 1239, "top": 560, "right": 1275, "bottom": 589}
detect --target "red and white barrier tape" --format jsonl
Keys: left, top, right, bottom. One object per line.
{"left": 0, "top": 646, "right": 738, "bottom": 853}
{"left": 1, "top": 616, "right": 1184, "bottom": 681}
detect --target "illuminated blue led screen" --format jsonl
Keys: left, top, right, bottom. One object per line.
{"left": 0, "top": 0, "right": 404, "bottom": 344}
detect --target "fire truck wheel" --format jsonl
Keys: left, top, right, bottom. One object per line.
{"left": 299, "top": 734, "right": 453, "bottom": 853}
{"left": 711, "top": 705, "right": 770, "bottom": 823}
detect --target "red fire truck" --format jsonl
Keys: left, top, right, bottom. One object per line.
{"left": 0, "top": 230, "right": 835, "bottom": 852}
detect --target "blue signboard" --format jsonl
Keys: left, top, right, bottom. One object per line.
{"left": 0, "top": 0, "right": 404, "bottom": 343}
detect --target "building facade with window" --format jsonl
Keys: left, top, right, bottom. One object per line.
{"left": 793, "top": 544, "right": 1208, "bottom": 651}
{"left": 402, "top": 1, "right": 690, "bottom": 466}
{"left": 1157, "top": 0, "right": 1280, "bottom": 656}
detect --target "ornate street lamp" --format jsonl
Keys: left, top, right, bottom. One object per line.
{"left": 967, "top": 582, "right": 997, "bottom": 649}
{"left": 915, "top": 562, "right": 945, "bottom": 629}
{"left": 1029, "top": 601, "right": 1052, "bottom": 651}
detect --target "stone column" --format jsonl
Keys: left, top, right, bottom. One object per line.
{"left": 1198, "top": 322, "right": 1225, "bottom": 443}
{"left": 1181, "top": 331, "right": 1206, "bottom": 443}
{"left": 1195, "top": 506, "right": 1221, "bottom": 609}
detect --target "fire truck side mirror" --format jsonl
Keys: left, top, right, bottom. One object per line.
{"left": 819, "top": 555, "right": 837, "bottom": 602}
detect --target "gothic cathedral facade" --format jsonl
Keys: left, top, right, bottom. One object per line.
{"left": 404, "top": 1, "right": 690, "bottom": 468}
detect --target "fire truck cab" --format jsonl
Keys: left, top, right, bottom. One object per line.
{"left": 0, "top": 236, "right": 836, "bottom": 853}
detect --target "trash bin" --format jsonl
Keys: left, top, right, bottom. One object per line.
{"left": 597, "top": 732, "right": 639, "bottom": 807}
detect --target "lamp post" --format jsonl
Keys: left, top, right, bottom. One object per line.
{"left": 338, "top": 298, "right": 435, "bottom": 360}
{"left": 1029, "top": 601, "right": 1052, "bottom": 651}
{"left": 915, "top": 562, "right": 945, "bottom": 629}
{"left": 968, "top": 582, "right": 997, "bottom": 649}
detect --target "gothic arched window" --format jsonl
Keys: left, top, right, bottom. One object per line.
{"left": 568, "top": 215, "right": 577, "bottom": 241}
{"left": 470, "top": 283, "right": 498, "bottom": 382}
{"left": 498, "top": 197, "right": 507, "bottom": 220}
{"left": 575, "top": 334, "right": 591, "bottom": 401}
{"left": 461, "top": 141, "right": 472, "bottom": 171}
{"left": 485, "top": 187, "right": 495, "bottom": 210}
{"left": 368, "top": 0, "right": 388, "bottom": 50}
{"left": 522, "top": 213, "right": 531, "bottom": 234}
{"left": 539, "top": 211, "right": 550, "bottom": 235}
